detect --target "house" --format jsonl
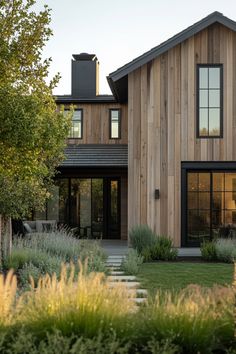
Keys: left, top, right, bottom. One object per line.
{"left": 35, "top": 11, "right": 236, "bottom": 247}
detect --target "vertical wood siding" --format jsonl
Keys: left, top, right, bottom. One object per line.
{"left": 66, "top": 103, "right": 128, "bottom": 144}
{"left": 128, "top": 23, "right": 236, "bottom": 246}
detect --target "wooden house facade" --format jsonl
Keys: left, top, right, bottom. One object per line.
{"left": 37, "top": 12, "right": 236, "bottom": 246}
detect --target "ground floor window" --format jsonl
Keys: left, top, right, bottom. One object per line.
{"left": 35, "top": 177, "right": 120, "bottom": 239}
{"left": 182, "top": 165, "right": 236, "bottom": 246}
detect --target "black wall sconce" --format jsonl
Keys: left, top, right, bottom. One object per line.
{"left": 155, "top": 189, "right": 160, "bottom": 199}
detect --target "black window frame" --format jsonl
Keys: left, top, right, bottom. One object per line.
{"left": 68, "top": 109, "right": 83, "bottom": 139}
{"left": 109, "top": 109, "right": 121, "bottom": 139}
{"left": 196, "top": 64, "right": 223, "bottom": 139}
{"left": 181, "top": 162, "right": 236, "bottom": 247}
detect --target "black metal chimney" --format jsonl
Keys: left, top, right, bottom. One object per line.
{"left": 71, "top": 53, "right": 99, "bottom": 98}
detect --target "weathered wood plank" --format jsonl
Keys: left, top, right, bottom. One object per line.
{"left": 127, "top": 23, "right": 236, "bottom": 247}
{"left": 140, "top": 65, "right": 148, "bottom": 224}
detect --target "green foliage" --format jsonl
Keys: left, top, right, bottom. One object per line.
{"left": 148, "top": 236, "right": 178, "bottom": 261}
{"left": 76, "top": 239, "right": 107, "bottom": 265}
{"left": 16, "top": 265, "right": 134, "bottom": 338}
{"left": 4, "top": 229, "right": 107, "bottom": 286}
{"left": 0, "top": 331, "right": 181, "bottom": 354}
{"left": 129, "top": 224, "right": 157, "bottom": 253}
{"left": 135, "top": 285, "right": 234, "bottom": 353}
{"left": 145, "top": 338, "right": 180, "bottom": 354}
{"left": 0, "top": 268, "right": 235, "bottom": 354}
{"left": 215, "top": 238, "right": 236, "bottom": 263}
{"left": 4, "top": 247, "right": 62, "bottom": 276}
{"left": 0, "top": 0, "right": 71, "bottom": 219}
{"left": 4, "top": 248, "right": 35, "bottom": 270}
{"left": 121, "top": 249, "right": 143, "bottom": 275}
{"left": 129, "top": 225, "right": 178, "bottom": 261}
{"left": 200, "top": 239, "right": 236, "bottom": 263}
{"left": 17, "top": 230, "right": 81, "bottom": 262}
{"left": 18, "top": 262, "right": 42, "bottom": 288}
{"left": 200, "top": 241, "right": 217, "bottom": 261}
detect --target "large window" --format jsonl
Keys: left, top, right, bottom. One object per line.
{"left": 197, "top": 65, "right": 223, "bottom": 138}
{"left": 69, "top": 109, "right": 83, "bottom": 138}
{"left": 185, "top": 170, "right": 236, "bottom": 245}
{"left": 109, "top": 109, "right": 121, "bottom": 139}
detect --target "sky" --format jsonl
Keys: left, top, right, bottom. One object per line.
{"left": 34, "top": 0, "right": 236, "bottom": 95}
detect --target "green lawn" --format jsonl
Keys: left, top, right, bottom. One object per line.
{"left": 137, "top": 262, "right": 234, "bottom": 296}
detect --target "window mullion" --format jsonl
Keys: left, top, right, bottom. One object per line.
{"left": 208, "top": 68, "right": 209, "bottom": 136}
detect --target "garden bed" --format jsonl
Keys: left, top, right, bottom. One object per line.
{"left": 0, "top": 266, "right": 235, "bottom": 354}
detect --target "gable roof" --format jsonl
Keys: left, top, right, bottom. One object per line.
{"left": 107, "top": 11, "right": 236, "bottom": 102}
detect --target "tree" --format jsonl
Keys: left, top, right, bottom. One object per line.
{"left": 0, "top": 0, "right": 70, "bottom": 261}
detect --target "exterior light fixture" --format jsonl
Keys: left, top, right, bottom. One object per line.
{"left": 155, "top": 189, "right": 160, "bottom": 199}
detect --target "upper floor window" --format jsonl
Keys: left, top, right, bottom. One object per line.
{"left": 69, "top": 109, "right": 83, "bottom": 138}
{"left": 197, "top": 65, "right": 223, "bottom": 138}
{"left": 109, "top": 109, "right": 121, "bottom": 139}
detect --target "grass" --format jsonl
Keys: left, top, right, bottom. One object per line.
{"left": 137, "top": 262, "right": 234, "bottom": 296}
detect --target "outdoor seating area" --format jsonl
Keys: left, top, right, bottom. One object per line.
{"left": 23, "top": 220, "right": 57, "bottom": 234}
{"left": 71, "top": 222, "right": 103, "bottom": 239}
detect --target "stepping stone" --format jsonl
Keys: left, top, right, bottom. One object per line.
{"left": 133, "top": 298, "right": 147, "bottom": 304}
{"left": 107, "top": 258, "right": 123, "bottom": 262}
{"left": 106, "top": 262, "right": 122, "bottom": 267}
{"left": 107, "top": 257, "right": 125, "bottom": 261}
{"left": 108, "top": 281, "right": 140, "bottom": 288}
{"left": 110, "top": 271, "right": 125, "bottom": 275}
{"left": 106, "top": 256, "right": 148, "bottom": 308}
{"left": 108, "top": 275, "right": 136, "bottom": 281}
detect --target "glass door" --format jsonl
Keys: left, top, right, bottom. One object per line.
{"left": 70, "top": 178, "right": 104, "bottom": 238}
{"left": 91, "top": 179, "right": 104, "bottom": 238}
{"left": 45, "top": 177, "right": 121, "bottom": 239}
{"left": 107, "top": 179, "right": 120, "bottom": 239}
{"left": 187, "top": 172, "right": 211, "bottom": 244}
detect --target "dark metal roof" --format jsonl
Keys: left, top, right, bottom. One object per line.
{"left": 55, "top": 94, "right": 116, "bottom": 104}
{"left": 107, "top": 12, "right": 236, "bottom": 101}
{"left": 61, "top": 144, "right": 128, "bottom": 167}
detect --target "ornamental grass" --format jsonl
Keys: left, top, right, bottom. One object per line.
{"left": 15, "top": 261, "right": 135, "bottom": 337}
{"left": 135, "top": 284, "right": 235, "bottom": 353}
{"left": 0, "top": 262, "right": 235, "bottom": 353}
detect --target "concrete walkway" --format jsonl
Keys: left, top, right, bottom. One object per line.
{"left": 100, "top": 240, "right": 201, "bottom": 257}
{"left": 100, "top": 240, "right": 129, "bottom": 256}
{"left": 177, "top": 248, "right": 201, "bottom": 257}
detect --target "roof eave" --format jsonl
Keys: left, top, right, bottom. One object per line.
{"left": 108, "top": 12, "right": 236, "bottom": 82}
{"left": 106, "top": 76, "right": 120, "bottom": 101}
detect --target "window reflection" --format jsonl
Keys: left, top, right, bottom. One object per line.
{"left": 68, "top": 110, "right": 83, "bottom": 138}
{"left": 187, "top": 172, "right": 236, "bottom": 243}
{"left": 198, "top": 66, "right": 222, "bottom": 137}
{"left": 110, "top": 109, "right": 120, "bottom": 139}
{"left": 92, "top": 179, "right": 103, "bottom": 238}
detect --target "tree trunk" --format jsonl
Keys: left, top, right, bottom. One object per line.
{"left": 0, "top": 214, "right": 2, "bottom": 265}
{"left": 0, "top": 214, "right": 12, "bottom": 264}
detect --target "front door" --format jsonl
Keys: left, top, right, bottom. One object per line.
{"left": 182, "top": 168, "right": 236, "bottom": 246}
